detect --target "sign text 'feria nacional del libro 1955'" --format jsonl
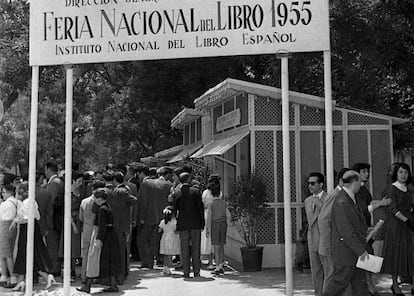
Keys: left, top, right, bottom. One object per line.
{"left": 29, "top": 0, "right": 330, "bottom": 66}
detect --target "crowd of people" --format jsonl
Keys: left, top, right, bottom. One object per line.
{"left": 4, "top": 158, "right": 412, "bottom": 295}
{"left": 0, "top": 161, "right": 228, "bottom": 293}
{"left": 304, "top": 162, "right": 414, "bottom": 296}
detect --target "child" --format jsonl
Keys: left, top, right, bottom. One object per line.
{"left": 206, "top": 181, "right": 227, "bottom": 275}
{"left": 159, "top": 206, "right": 180, "bottom": 275}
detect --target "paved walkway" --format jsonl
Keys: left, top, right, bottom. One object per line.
{"left": 0, "top": 262, "right": 411, "bottom": 295}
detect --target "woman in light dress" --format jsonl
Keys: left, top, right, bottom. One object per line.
{"left": 201, "top": 174, "right": 222, "bottom": 269}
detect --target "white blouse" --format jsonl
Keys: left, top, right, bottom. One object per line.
{"left": 16, "top": 199, "right": 40, "bottom": 221}
{"left": 202, "top": 189, "right": 223, "bottom": 209}
{"left": 0, "top": 197, "right": 20, "bottom": 221}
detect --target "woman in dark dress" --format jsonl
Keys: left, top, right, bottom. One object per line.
{"left": 381, "top": 163, "right": 414, "bottom": 295}
{"left": 77, "top": 188, "right": 121, "bottom": 293}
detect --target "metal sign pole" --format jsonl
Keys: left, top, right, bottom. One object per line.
{"left": 324, "top": 50, "right": 334, "bottom": 192}
{"left": 63, "top": 65, "right": 73, "bottom": 296}
{"left": 25, "top": 66, "right": 39, "bottom": 296}
{"left": 280, "top": 55, "right": 293, "bottom": 296}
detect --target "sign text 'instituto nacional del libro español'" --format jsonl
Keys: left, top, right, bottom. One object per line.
{"left": 30, "top": 0, "right": 330, "bottom": 66}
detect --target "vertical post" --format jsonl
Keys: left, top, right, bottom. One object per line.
{"left": 324, "top": 50, "right": 334, "bottom": 192}
{"left": 280, "top": 55, "right": 293, "bottom": 296}
{"left": 25, "top": 66, "right": 39, "bottom": 296}
{"left": 63, "top": 65, "right": 73, "bottom": 296}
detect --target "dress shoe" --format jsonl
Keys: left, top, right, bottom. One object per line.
{"left": 76, "top": 286, "right": 91, "bottom": 294}
{"left": 391, "top": 284, "right": 405, "bottom": 296}
{"left": 45, "top": 274, "right": 57, "bottom": 289}
{"left": 0, "top": 281, "right": 7, "bottom": 287}
{"left": 4, "top": 282, "right": 17, "bottom": 289}
{"left": 77, "top": 278, "right": 92, "bottom": 294}
{"left": 102, "top": 286, "right": 119, "bottom": 293}
{"left": 11, "top": 281, "right": 25, "bottom": 291}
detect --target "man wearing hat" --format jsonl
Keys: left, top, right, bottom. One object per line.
{"left": 138, "top": 166, "right": 172, "bottom": 268}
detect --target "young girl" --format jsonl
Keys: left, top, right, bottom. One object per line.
{"left": 159, "top": 206, "right": 180, "bottom": 275}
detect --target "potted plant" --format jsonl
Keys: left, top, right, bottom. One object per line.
{"left": 227, "top": 173, "right": 270, "bottom": 271}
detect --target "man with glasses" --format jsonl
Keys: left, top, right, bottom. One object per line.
{"left": 305, "top": 172, "right": 326, "bottom": 296}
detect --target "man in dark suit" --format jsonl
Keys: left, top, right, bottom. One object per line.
{"left": 134, "top": 166, "right": 150, "bottom": 262}
{"left": 173, "top": 172, "right": 205, "bottom": 278}
{"left": 138, "top": 167, "right": 172, "bottom": 268}
{"left": 304, "top": 172, "right": 327, "bottom": 296}
{"left": 108, "top": 171, "right": 137, "bottom": 283}
{"left": 116, "top": 165, "right": 139, "bottom": 267}
{"left": 323, "top": 170, "right": 369, "bottom": 296}
{"left": 44, "top": 161, "right": 64, "bottom": 275}
{"left": 35, "top": 172, "right": 52, "bottom": 238}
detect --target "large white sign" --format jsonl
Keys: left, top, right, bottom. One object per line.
{"left": 29, "top": 0, "right": 330, "bottom": 66}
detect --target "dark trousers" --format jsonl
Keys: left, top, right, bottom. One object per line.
{"left": 130, "top": 226, "right": 140, "bottom": 260}
{"left": 322, "top": 264, "right": 368, "bottom": 296}
{"left": 117, "top": 232, "right": 128, "bottom": 280}
{"left": 179, "top": 229, "right": 201, "bottom": 276}
{"left": 135, "top": 224, "right": 145, "bottom": 263}
{"left": 140, "top": 224, "right": 158, "bottom": 268}
{"left": 45, "top": 229, "right": 60, "bottom": 274}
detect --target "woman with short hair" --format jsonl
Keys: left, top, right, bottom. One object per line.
{"left": 0, "top": 184, "right": 19, "bottom": 288}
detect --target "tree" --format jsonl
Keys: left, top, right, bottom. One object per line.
{"left": 0, "top": 0, "right": 30, "bottom": 111}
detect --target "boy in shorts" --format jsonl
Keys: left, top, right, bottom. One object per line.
{"left": 206, "top": 181, "right": 227, "bottom": 275}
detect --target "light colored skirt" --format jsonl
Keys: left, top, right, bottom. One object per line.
{"left": 0, "top": 220, "right": 16, "bottom": 258}
{"left": 201, "top": 210, "right": 212, "bottom": 255}
{"left": 86, "top": 226, "right": 102, "bottom": 278}
{"left": 160, "top": 232, "right": 180, "bottom": 255}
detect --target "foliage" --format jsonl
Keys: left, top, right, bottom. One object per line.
{"left": 0, "top": 93, "right": 29, "bottom": 167}
{"left": 227, "top": 173, "right": 270, "bottom": 248}
{"left": 185, "top": 157, "right": 212, "bottom": 192}
{"left": 0, "top": 0, "right": 30, "bottom": 111}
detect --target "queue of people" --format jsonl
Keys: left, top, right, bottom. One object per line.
{"left": 0, "top": 161, "right": 228, "bottom": 293}
{"left": 304, "top": 162, "right": 414, "bottom": 296}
